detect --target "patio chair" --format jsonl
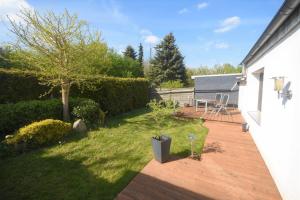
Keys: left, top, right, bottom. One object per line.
{"left": 215, "top": 93, "right": 223, "bottom": 106}
{"left": 210, "top": 94, "right": 233, "bottom": 120}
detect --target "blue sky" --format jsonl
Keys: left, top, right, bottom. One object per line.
{"left": 0, "top": 0, "right": 283, "bottom": 68}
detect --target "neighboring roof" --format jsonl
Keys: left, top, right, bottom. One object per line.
{"left": 242, "top": 0, "right": 300, "bottom": 66}
{"left": 191, "top": 73, "right": 242, "bottom": 80}
{"left": 194, "top": 74, "right": 241, "bottom": 91}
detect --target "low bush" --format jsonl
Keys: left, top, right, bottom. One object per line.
{"left": 0, "top": 99, "right": 62, "bottom": 139}
{"left": 72, "top": 99, "right": 105, "bottom": 127}
{"left": 6, "top": 119, "right": 72, "bottom": 151}
{"left": 0, "top": 98, "right": 100, "bottom": 139}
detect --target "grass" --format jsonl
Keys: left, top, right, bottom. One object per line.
{"left": 0, "top": 108, "right": 208, "bottom": 200}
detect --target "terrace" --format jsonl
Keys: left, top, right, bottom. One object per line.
{"left": 117, "top": 109, "right": 282, "bottom": 200}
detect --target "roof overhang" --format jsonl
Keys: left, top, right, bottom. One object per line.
{"left": 191, "top": 73, "right": 242, "bottom": 80}
{"left": 241, "top": 0, "right": 300, "bottom": 66}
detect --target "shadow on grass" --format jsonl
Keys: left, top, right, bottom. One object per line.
{"left": 0, "top": 152, "right": 140, "bottom": 200}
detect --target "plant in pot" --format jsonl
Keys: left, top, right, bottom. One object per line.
{"left": 148, "top": 100, "right": 173, "bottom": 163}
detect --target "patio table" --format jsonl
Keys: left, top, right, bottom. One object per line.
{"left": 195, "top": 99, "right": 215, "bottom": 113}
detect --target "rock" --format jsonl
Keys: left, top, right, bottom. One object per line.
{"left": 5, "top": 134, "right": 14, "bottom": 139}
{"left": 73, "top": 119, "right": 87, "bottom": 132}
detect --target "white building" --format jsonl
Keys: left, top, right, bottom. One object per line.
{"left": 239, "top": 0, "right": 300, "bottom": 199}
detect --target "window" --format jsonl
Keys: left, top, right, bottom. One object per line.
{"left": 248, "top": 68, "right": 264, "bottom": 125}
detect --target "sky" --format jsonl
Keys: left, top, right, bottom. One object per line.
{"left": 0, "top": 0, "right": 283, "bottom": 68}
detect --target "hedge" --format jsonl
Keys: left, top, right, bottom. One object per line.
{"left": 0, "top": 98, "right": 99, "bottom": 139}
{"left": 0, "top": 69, "right": 50, "bottom": 103}
{"left": 0, "top": 69, "right": 150, "bottom": 115}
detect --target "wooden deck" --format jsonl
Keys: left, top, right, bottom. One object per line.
{"left": 116, "top": 114, "right": 282, "bottom": 200}
{"left": 180, "top": 106, "right": 244, "bottom": 124}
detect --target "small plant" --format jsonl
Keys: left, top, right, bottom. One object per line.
{"left": 148, "top": 99, "right": 176, "bottom": 130}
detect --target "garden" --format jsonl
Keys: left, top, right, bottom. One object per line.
{"left": 0, "top": 8, "right": 209, "bottom": 200}
{"left": 0, "top": 105, "right": 207, "bottom": 200}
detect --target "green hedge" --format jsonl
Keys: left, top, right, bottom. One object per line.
{"left": 0, "top": 69, "right": 50, "bottom": 103}
{"left": 0, "top": 69, "right": 150, "bottom": 115}
{"left": 0, "top": 99, "right": 62, "bottom": 138}
{"left": 0, "top": 98, "right": 96, "bottom": 139}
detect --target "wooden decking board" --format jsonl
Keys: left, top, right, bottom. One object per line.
{"left": 116, "top": 111, "right": 281, "bottom": 200}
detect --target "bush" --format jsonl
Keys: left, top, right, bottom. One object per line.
{"left": 147, "top": 99, "right": 175, "bottom": 129}
{"left": 160, "top": 80, "right": 184, "bottom": 89}
{"left": 0, "top": 99, "right": 62, "bottom": 139}
{"left": 72, "top": 99, "right": 105, "bottom": 127}
{"left": 6, "top": 119, "right": 71, "bottom": 151}
{"left": 0, "top": 69, "right": 150, "bottom": 115}
{"left": 0, "top": 98, "right": 98, "bottom": 139}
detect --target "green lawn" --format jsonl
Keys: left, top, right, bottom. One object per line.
{"left": 0, "top": 108, "right": 208, "bottom": 200}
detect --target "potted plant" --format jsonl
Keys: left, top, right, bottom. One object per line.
{"left": 151, "top": 135, "right": 172, "bottom": 163}
{"left": 148, "top": 100, "right": 174, "bottom": 163}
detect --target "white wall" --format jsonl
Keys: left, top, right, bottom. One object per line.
{"left": 239, "top": 27, "right": 300, "bottom": 200}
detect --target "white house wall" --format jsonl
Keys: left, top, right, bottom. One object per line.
{"left": 239, "top": 27, "right": 300, "bottom": 200}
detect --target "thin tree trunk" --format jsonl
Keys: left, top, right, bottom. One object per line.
{"left": 61, "top": 81, "right": 70, "bottom": 121}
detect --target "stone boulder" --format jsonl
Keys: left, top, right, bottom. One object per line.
{"left": 73, "top": 119, "right": 87, "bottom": 132}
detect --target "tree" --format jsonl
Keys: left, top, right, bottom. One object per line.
{"left": 149, "top": 33, "right": 187, "bottom": 85}
{"left": 8, "top": 9, "right": 107, "bottom": 121}
{"left": 123, "top": 45, "right": 137, "bottom": 60}
{"left": 138, "top": 43, "right": 143, "bottom": 67}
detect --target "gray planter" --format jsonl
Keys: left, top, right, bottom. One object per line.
{"left": 151, "top": 135, "right": 172, "bottom": 163}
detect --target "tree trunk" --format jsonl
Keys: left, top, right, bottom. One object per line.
{"left": 61, "top": 81, "right": 71, "bottom": 121}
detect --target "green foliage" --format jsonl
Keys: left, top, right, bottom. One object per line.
{"left": 0, "top": 97, "right": 99, "bottom": 139}
{"left": 149, "top": 32, "right": 187, "bottom": 86}
{"left": 123, "top": 45, "right": 137, "bottom": 60}
{"left": 160, "top": 80, "right": 184, "bottom": 89}
{"left": 186, "top": 63, "right": 242, "bottom": 86}
{"left": 147, "top": 99, "right": 176, "bottom": 130}
{"left": 71, "top": 76, "right": 150, "bottom": 115}
{"left": 99, "top": 51, "right": 143, "bottom": 77}
{"left": 0, "top": 46, "right": 14, "bottom": 68}
{"left": 72, "top": 99, "right": 105, "bottom": 128}
{"left": 0, "top": 69, "right": 51, "bottom": 103}
{"left": 0, "top": 99, "right": 62, "bottom": 139}
{"left": 0, "top": 108, "right": 208, "bottom": 199}
{"left": 0, "top": 69, "right": 150, "bottom": 116}
{"left": 6, "top": 119, "right": 71, "bottom": 151}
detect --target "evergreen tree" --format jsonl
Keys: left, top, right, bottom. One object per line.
{"left": 149, "top": 33, "right": 187, "bottom": 85}
{"left": 138, "top": 43, "right": 143, "bottom": 67}
{"left": 123, "top": 45, "right": 137, "bottom": 60}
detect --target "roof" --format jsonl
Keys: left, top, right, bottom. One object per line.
{"left": 194, "top": 74, "right": 241, "bottom": 91}
{"left": 242, "top": 0, "right": 300, "bottom": 66}
{"left": 191, "top": 73, "right": 242, "bottom": 80}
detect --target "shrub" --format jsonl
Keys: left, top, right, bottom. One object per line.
{"left": 0, "top": 99, "right": 62, "bottom": 139}
{"left": 147, "top": 100, "right": 175, "bottom": 129}
{"left": 6, "top": 119, "right": 72, "bottom": 151}
{"left": 160, "top": 80, "right": 184, "bottom": 89}
{"left": 72, "top": 99, "right": 105, "bottom": 127}
{"left": 0, "top": 98, "right": 97, "bottom": 139}
{"left": 0, "top": 69, "right": 150, "bottom": 115}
